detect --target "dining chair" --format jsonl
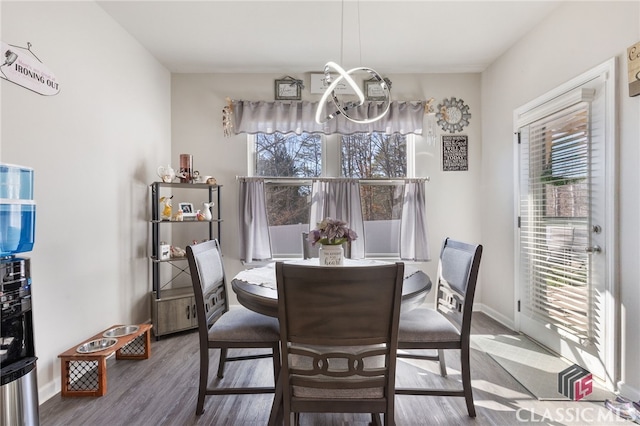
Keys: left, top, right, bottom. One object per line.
{"left": 395, "top": 238, "right": 483, "bottom": 417}
{"left": 186, "top": 239, "right": 281, "bottom": 416}
{"left": 275, "top": 262, "right": 405, "bottom": 426}
{"left": 301, "top": 232, "right": 319, "bottom": 259}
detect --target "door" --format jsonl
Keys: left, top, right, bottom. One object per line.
{"left": 515, "top": 59, "right": 616, "bottom": 385}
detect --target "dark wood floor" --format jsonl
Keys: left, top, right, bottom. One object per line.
{"left": 39, "top": 313, "right": 625, "bottom": 425}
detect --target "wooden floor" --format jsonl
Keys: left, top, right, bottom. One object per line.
{"left": 39, "top": 313, "right": 626, "bottom": 425}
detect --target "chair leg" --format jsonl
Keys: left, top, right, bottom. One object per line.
{"left": 370, "top": 413, "right": 382, "bottom": 426}
{"left": 437, "top": 349, "right": 447, "bottom": 377}
{"left": 217, "top": 347, "right": 228, "bottom": 378}
{"left": 196, "top": 348, "right": 209, "bottom": 415}
{"left": 460, "top": 345, "right": 476, "bottom": 417}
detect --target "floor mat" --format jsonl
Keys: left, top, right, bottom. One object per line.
{"left": 472, "top": 334, "right": 615, "bottom": 401}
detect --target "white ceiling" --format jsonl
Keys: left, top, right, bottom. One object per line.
{"left": 97, "top": 0, "right": 561, "bottom": 74}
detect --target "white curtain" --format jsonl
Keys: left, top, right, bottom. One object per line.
{"left": 232, "top": 100, "right": 425, "bottom": 135}
{"left": 399, "top": 180, "right": 430, "bottom": 261}
{"left": 238, "top": 178, "right": 272, "bottom": 262}
{"left": 309, "top": 179, "right": 365, "bottom": 259}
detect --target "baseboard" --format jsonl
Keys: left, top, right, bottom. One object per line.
{"left": 618, "top": 382, "right": 640, "bottom": 401}
{"left": 475, "top": 303, "right": 516, "bottom": 331}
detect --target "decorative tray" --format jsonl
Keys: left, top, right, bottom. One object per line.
{"left": 76, "top": 338, "right": 118, "bottom": 354}
{"left": 102, "top": 325, "right": 140, "bottom": 338}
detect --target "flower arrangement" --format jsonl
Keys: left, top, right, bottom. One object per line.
{"left": 309, "top": 217, "right": 358, "bottom": 246}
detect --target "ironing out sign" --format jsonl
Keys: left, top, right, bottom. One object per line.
{"left": 1, "top": 41, "right": 59, "bottom": 96}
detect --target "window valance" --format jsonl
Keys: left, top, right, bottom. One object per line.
{"left": 230, "top": 100, "right": 425, "bottom": 136}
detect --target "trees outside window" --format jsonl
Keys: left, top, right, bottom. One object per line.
{"left": 253, "top": 132, "right": 409, "bottom": 257}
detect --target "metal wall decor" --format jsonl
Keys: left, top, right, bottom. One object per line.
{"left": 436, "top": 97, "right": 471, "bottom": 133}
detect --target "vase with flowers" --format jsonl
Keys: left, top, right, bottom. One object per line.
{"left": 308, "top": 217, "right": 358, "bottom": 265}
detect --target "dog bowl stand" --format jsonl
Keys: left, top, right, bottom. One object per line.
{"left": 58, "top": 323, "right": 152, "bottom": 397}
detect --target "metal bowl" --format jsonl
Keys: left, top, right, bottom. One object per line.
{"left": 76, "top": 338, "right": 118, "bottom": 354}
{"left": 102, "top": 325, "right": 139, "bottom": 338}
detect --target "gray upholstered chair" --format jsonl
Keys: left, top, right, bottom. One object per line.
{"left": 186, "top": 239, "right": 281, "bottom": 415}
{"left": 274, "top": 262, "right": 404, "bottom": 426}
{"left": 301, "top": 232, "right": 319, "bottom": 259}
{"left": 395, "top": 238, "right": 483, "bottom": 417}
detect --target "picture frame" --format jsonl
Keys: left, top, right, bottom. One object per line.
{"left": 275, "top": 79, "right": 302, "bottom": 100}
{"left": 178, "top": 202, "right": 196, "bottom": 218}
{"left": 364, "top": 79, "right": 387, "bottom": 101}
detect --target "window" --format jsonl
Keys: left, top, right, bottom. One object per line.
{"left": 250, "top": 131, "right": 412, "bottom": 257}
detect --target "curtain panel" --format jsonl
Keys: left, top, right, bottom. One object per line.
{"left": 232, "top": 100, "right": 425, "bottom": 136}
{"left": 238, "top": 178, "right": 272, "bottom": 262}
{"left": 309, "top": 179, "right": 365, "bottom": 259}
{"left": 399, "top": 180, "right": 430, "bottom": 261}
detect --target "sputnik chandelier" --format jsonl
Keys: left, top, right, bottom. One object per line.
{"left": 314, "top": 1, "right": 391, "bottom": 125}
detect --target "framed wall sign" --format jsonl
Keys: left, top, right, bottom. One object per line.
{"left": 275, "top": 79, "right": 302, "bottom": 100}
{"left": 364, "top": 79, "right": 386, "bottom": 101}
{"left": 442, "top": 135, "right": 468, "bottom": 171}
{"left": 310, "top": 73, "right": 356, "bottom": 95}
{"left": 627, "top": 41, "right": 640, "bottom": 97}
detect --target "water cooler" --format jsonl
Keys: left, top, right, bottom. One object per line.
{"left": 0, "top": 164, "right": 39, "bottom": 426}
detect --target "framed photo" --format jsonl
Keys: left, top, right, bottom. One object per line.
{"left": 364, "top": 79, "right": 386, "bottom": 101}
{"left": 178, "top": 202, "right": 196, "bottom": 218}
{"left": 275, "top": 79, "right": 302, "bottom": 100}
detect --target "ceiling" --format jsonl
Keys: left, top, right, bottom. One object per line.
{"left": 97, "top": 0, "right": 561, "bottom": 74}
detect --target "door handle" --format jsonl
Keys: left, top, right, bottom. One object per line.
{"left": 585, "top": 245, "right": 602, "bottom": 254}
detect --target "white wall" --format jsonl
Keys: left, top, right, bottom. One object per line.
{"left": 171, "top": 72, "right": 483, "bottom": 305}
{"left": 1, "top": 2, "right": 171, "bottom": 402}
{"left": 481, "top": 1, "right": 640, "bottom": 398}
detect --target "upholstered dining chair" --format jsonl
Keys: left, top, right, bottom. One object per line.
{"left": 186, "top": 239, "right": 281, "bottom": 416}
{"left": 275, "top": 262, "right": 404, "bottom": 426}
{"left": 395, "top": 238, "right": 483, "bottom": 417}
{"left": 301, "top": 232, "right": 319, "bottom": 259}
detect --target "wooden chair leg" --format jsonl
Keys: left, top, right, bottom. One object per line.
{"left": 437, "top": 349, "right": 447, "bottom": 377}
{"left": 217, "top": 347, "right": 228, "bottom": 378}
{"left": 460, "top": 346, "right": 476, "bottom": 417}
{"left": 196, "top": 348, "right": 209, "bottom": 415}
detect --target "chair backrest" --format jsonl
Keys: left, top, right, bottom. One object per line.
{"left": 186, "top": 239, "right": 229, "bottom": 339}
{"left": 301, "top": 232, "right": 319, "bottom": 259}
{"left": 275, "top": 262, "right": 404, "bottom": 409}
{"left": 435, "top": 238, "right": 483, "bottom": 336}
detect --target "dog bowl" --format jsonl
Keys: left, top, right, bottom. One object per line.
{"left": 76, "top": 338, "right": 118, "bottom": 354}
{"left": 103, "top": 325, "right": 139, "bottom": 338}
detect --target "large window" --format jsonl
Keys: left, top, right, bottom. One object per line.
{"left": 250, "top": 132, "right": 411, "bottom": 257}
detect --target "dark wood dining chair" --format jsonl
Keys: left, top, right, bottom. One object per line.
{"left": 275, "top": 262, "right": 405, "bottom": 426}
{"left": 186, "top": 239, "right": 281, "bottom": 416}
{"left": 395, "top": 238, "right": 483, "bottom": 417}
{"left": 301, "top": 232, "right": 319, "bottom": 259}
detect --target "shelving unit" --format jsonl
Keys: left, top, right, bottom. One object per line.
{"left": 149, "top": 182, "right": 222, "bottom": 337}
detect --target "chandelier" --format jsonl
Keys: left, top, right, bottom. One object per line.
{"left": 314, "top": 1, "right": 391, "bottom": 125}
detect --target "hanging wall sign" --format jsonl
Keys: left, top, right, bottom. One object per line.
{"left": 442, "top": 135, "right": 468, "bottom": 171}
{"left": 1, "top": 41, "right": 60, "bottom": 96}
{"left": 627, "top": 41, "right": 640, "bottom": 97}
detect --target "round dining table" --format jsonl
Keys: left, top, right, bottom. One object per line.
{"left": 231, "top": 259, "right": 432, "bottom": 318}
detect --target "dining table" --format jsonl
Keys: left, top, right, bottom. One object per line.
{"left": 231, "top": 258, "right": 432, "bottom": 318}
{"left": 230, "top": 258, "right": 432, "bottom": 425}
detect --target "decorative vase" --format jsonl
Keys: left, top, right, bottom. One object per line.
{"left": 319, "top": 244, "right": 344, "bottom": 266}
{"left": 202, "top": 202, "right": 214, "bottom": 221}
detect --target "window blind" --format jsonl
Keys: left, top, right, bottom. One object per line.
{"left": 519, "top": 100, "right": 592, "bottom": 339}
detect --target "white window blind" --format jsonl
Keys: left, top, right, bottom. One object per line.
{"left": 519, "top": 100, "right": 592, "bottom": 339}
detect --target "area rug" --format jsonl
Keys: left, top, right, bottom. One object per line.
{"left": 473, "top": 334, "right": 615, "bottom": 401}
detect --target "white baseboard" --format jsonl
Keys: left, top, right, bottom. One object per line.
{"left": 618, "top": 382, "right": 640, "bottom": 401}
{"left": 475, "top": 303, "right": 516, "bottom": 331}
